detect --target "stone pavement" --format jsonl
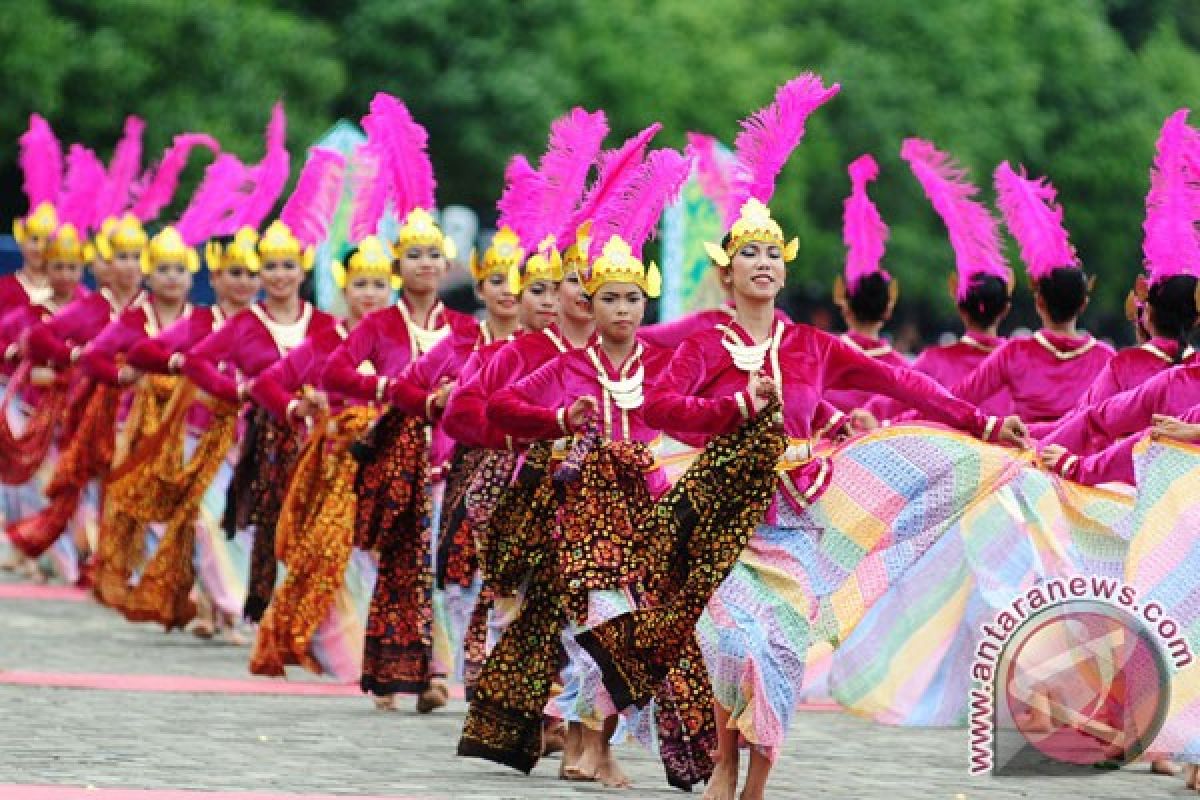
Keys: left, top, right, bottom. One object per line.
{"left": 0, "top": 572, "right": 1189, "bottom": 800}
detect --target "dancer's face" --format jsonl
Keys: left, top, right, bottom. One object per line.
{"left": 19, "top": 233, "right": 48, "bottom": 272}
{"left": 212, "top": 265, "right": 261, "bottom": 310}
{"left": 148, "top": 261, "right": 192, "bottom": 303}
{"left": 395, "top": 243, "right": 445, "bottom": 294}
{"left": 47, "top": 259, "right": 83, "bottom": 298}
{"left": 478, "top": 272, "right": 519, "bottom": 323}
{"left": 344, "top": 274, "right": 391, "bottom": 321}
{"left": 590, "top": 281, "right": 645, "bottom": 344}
{"left": 110, "top": 249, "right": 144, "bottom": 293}
{"left": 728, "top": 240, "right": 785, "bottom": 304}
{"left": 260, "top": 258, "right": 303, "bottom": 302}
{"left": 517, "top": 280, "right": 559, "bottom": 331}
{"left": 558, "top": 270, "right": 592, "bottom": 324}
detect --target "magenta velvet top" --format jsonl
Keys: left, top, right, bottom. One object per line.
{"left": 823, "top": 331, "right": 911, "bottom": 413}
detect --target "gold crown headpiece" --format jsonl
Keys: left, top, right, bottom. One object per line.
{"left": 395, "top": 208, "right": 456, "bottom": 260}
{"left": 507, "top": 235, "right": 563, "bottom": 296}
{"left": 703, "top": 198, "right": 798, "bottom": 267}
{"left": 331, "top": 236, "right": 401, "bottom": 290}
{"left": 583, "top": 235, "right": 660, "bottom": 298}
{"left": 205, "top": 227, "right": 262, "bottom": 274}
{"left": 88, "top": 217, "right": 119, "bottom": 262}
{"left": 12, "top": 202, "right": 59, "bottom": 243}
{"left": 109, "top": 213, "right": 149, "bottom": 254}
{"left": 471, "top": 226, "right": 524, "bottom": 283}
{"left": 561, "top": 220, "right": 593, "bottom": 276}
{"left": 46, "top": 223, "right": 87, "bottom": 264}
{"left": 257, "top": 220, "right": 315, "bottom": 270}
{"left": 141, "top": 226, "right": 201, "bottom": 275}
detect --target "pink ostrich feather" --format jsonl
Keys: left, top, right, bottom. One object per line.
{"left": 362, "top": 92, "right": 435, "bottom": 219}
{"left": 566, "top": 122, "right": 662, "bottom": 244}
{"left": 175, "top": 154, "right": 253, "bottom": 246}
{"left": 592, "top": 148, "right": 691, "bottom": 260}
{"left": 687, "top": 132, "right": 735, "bottom": 224}
{"left": 58, "top": 145, "right": 107, "bottom": 233}
{"left": 229, "top": 102, "right": 290, "bottom": 230}
{"left": 280, "top": 147, "right": 346, "bottom": 248}
{"left": 348, "top": 142, "right": 387, "bottom": 243}
{"left": 727, "top": 73, "right": 840, "bottom": 226}
{"left": 132, "top": 133, "right": 220, "bottom": 222}
{"left": 496, "top": 154, "right": 545, "bottom": 248}
{"left": 994, "top": 161, "right": 1078, "bottom": 281}
{"left": 901, "top": 138, "right": 1010, "bottom": 300}
{"left": 18, "top": 113, "right": 63, "bottom": 210}
{"left": 1142, "top": 109, "right": 1200, "bottom": 284}
{"left": 842, "top": 154, "right": 890, "bottom": 292}
{"left": 94, "top": 116, "right": 145, "bottom": 223}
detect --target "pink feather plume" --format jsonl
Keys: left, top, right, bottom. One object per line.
{"left": 94, "top": 116, "right": 145, "bottom": 223}
{"left": 132, "top": 133, "right": 220, "bottom": 221}
{"left": 900, "top": 138, "right": 1011, "bottom": 300}
{"left": 727, "top": 73, "right": 840, "bottom": 226}
{"left": 348, "top": 142, "right": 387, "bottom": 242}
{"left": 362, "top": 92, "right": 435, "bottom": 219}
{"left": 175, "top": 154, "right": 253, "bottom": 246}
{"left": 842, "top": 154, "right": 890, "bottom": 292}
{"left": 994, "top": 161, "right": 1078, "bottom": 281}
{"left": 592, "top": 147, "right": 692, "bottom": 259}
{"left": 566, "top": 123, "right": 662, "bottom": 244}
{"left": 1142, "top": 109, "right": 1200, "bottom": 284}
{"left": 498, "top": 107, "right": 609, "bottom": 250}
{"left": 18, "top": 113, "right": 63, "bottom": 210}
{"left": 687, "top": 132, "right": 735, "bottom": 224}
{"left": 58, "top": 145, "right": 107, "bottom": 233}
{"left": 280, "top": 147, "right": 346, "bottom": 248}
{"left": 229, "top": 102, "right": 290, "bottom": 230}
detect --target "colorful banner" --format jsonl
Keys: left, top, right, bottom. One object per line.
{"left": 660, "top": 136, "right": 736, "bottom": 321}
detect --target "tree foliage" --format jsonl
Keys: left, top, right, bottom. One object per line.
{"left": 2, "top": 0, "right": 1199, "bottom": 336}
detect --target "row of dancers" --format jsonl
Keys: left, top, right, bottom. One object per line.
{"left": 4, "top": 73, "right": 1200, "bottom": 799}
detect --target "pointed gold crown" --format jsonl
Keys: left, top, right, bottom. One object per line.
{"left": 332, "top": 236, "right": 401, "bottom": 290}
{"left": 13, "top": 202, "right": 59, "bottom": 243}
{"left": 206, "top": 227, "right": 261, "bottom": 273}
{"left": 395, "top": 208, "right": 456, "bottom": 260}
{"left": 109, "top": 213, "right": 149, "bottom": 254}
{"left": 258, "top": 220, "right": 315, "bottom": 270}
{"left": 703, "top": 198, "right": 798, "bottom": 267}
{"left": 46, "top": 223, "right": 87, "bottom": 264}
{"left": 562, "top": 220, "right": 593, "bottom": 276}
{"left": 141, "top": 226, "right": 201, "bottom": 274}
{"left": 583, "top": 235, "right": 661, "bottom": 298}
{"left": 507, "top": 235, "right": 563, "bottom": 295}
{"left": 89, "top": 217, "right": 119, "bottom": 262}
{"left": 471, "top": 226, "right": 524, "bottom": 283}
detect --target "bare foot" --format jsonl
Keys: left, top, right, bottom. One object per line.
{"left": 373, "top": 694, "right": 397, "bottom": 712}
{"left": 1150, "top": 758, "right": 1178, "bottom": 776}
{"left": 559, "top": 722, "right": 583, "bottom": 779}
{"left": 189, "top": 619, "right": 215, "bottom": 639}
{"left": 415, "top": 678, "right": 449, "bottom": 713}
{"left": 564, "top": 728, "right": 602, "bottom": 782}
{"left": 219, "top": 626, "right": 248, "bottom": 646}
{"left": 542, "top": 720, "right": 566, "bottom": 757}
{"left": 702, "top": 757, "right": 739, "bottom": 800}
{"left": 1186, "top": 763, "right": 1200, "bottom": 790}
{"left": 594, "top": 749, "right": 633, "bottom": 789}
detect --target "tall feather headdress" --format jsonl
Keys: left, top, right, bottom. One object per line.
{"left": 842, "top": 154, "right": 890, "bottom": 293}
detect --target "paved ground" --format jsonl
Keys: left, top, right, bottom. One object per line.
{"left": 0, "top": 570, "right": 1191, "bottom": 800}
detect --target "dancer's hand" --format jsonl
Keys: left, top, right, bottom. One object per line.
{"left": 117, "top": 366, "right": 143, "bottom": 386}
{"left": 432, "top": 377, "right": 455, "bottom": 411}
{"left": 1151, "top": 414, "right": 1200, "bottom": 442}
{"left": 848, "top": 409, "right": 879, "bottom": 433}
{"left": 996, "top": 415, "right": 1030, "bottom": 448}
{"left": 1040, "top": 444, "right": 1068, "bottom": 470}
{"left": 748, "top": 372, "right": 777, "bottom": 413}
{"left": 566, "top": 396, "right": 598, "bottom": 431}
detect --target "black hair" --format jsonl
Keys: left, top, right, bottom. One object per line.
{"left": 846, "top": 272, "right": 892, "bottom": 324}
{"left": 1035, "top": 267, "right": 1089, "bottom": 324}
{"left": 958, "top": 274, "right": 1010, "bottom": 330}
{"left": 1146, "top": 274, "right": 1199, "bottom": 362}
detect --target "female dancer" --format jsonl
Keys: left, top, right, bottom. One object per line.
{"left": 250, "top": 235, "right": 392, "bottom": 679}
{"left": 85, "top": 226, "right": 196, "bottom": 608}
{"left": 949, "top": 156, "right": 1115, "bottom": 423}
{"left": 182, "top": 220, "right": 338, "bottom": 621}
